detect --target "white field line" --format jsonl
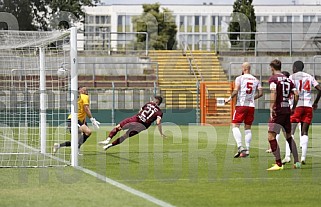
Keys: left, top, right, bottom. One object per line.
{"left": 0, "top": 134, "right": 69, "bottom": 165}
{"left": 0, "top": 134, "right": 175, "bottom": 207}
{"left": 75, "top": 166, "right": 175, "bottom": 207}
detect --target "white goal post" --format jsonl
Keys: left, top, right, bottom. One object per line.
{"left": 0, "top": 27, "right": 78, "bottom": 167}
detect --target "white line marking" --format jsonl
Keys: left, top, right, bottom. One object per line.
{"left": 0, "top": 134, "right": 69, "bottom": 165}
{"left": 0, "top": 134, "right": 175, "bottom": 207}
{"left": 75, "top": 166, "right": 175, "bottom": 207}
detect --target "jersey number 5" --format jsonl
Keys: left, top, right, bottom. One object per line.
{"left": 246, "top": 82, "right": 253, "bottom": 94}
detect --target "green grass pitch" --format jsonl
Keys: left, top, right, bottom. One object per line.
{"left": 1, "top": 124, "right": 321, "bottom": 207}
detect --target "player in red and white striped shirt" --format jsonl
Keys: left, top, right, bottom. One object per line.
{"left": 282, "top": 61, "right": 321, "bottom": 164}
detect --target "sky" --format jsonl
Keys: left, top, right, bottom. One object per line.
{"left": 101, "top": 0, "right": 304, "bottom": 5}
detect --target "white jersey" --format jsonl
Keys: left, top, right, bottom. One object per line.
{"left": 235, "top": 74, "right": 262, "bottom": 107}
{"left": 290, "top": 71, "right": 319, "bottom": 107}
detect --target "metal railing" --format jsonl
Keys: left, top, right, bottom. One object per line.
{"left": 191, "top": 32, "right": 321, "bottom": 56}
{"left": 77, "top": 61, "right": 159, "bottom": 88}
{"left": 78, "top": 31, "right": 149, "bottom": 56}
{"left": 180, "top": 39, "right": 204, "bottom": 82}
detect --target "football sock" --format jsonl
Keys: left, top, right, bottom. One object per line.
{"left": 60, "top": 141, "right": 71, "bottom": 147}
{"left": 109, "top": 127, "right": 120, "bottom": 139}
{"left": 83, "top": 134, "right": 90, "bottom": 143}
{"left": 232, "top": 127, "right": 242, "bottom": 148}
{"left": 269, "top": 139, "right": 281, "bottom": 166}
{"left": 275, "top": 133, "right": 280, "bottom": 143}
{"left": 298, "top": 124, "right": 302, "bottom": 148}
{"left": 78, "top": 133, "right": 84, "bottom": 148}
{"left": 301, "top": 135, "right": 308, "bottom": 161}
{"left": 244, "top": 130, "right": 252, "bottom": 151}
{"left": 284, "top": 135, "right": 292, "bottom": 158}
{"left": 111, "top": 135, "right": 127, "bottom": 146}
{"left": 286, "top": 137, "right": 299, "bottom": 163}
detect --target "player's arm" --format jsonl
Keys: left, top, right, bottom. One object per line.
{"left": 225, "top": 79, "right": 240, "bottom": 104}
{"left": 269, "top": 82, "right": 277, "bottom": 118}
{"left": 84, "top": 104, "right": 94, "bottom": 119}
{"left": 156, "top": 117, "right": 166, "bottom": 138}
{"left": 254, "top": 85, "right": 263, "bottom": 100}
{"left": 83, "top": 98, "right": 101, "bottom": 129}
{"left": 84, "top": 104, "right": 101, "bottom": 129}
{"left": 313, "top": 85, "right": 321, "bottom": 110}
{"left": 292, "top": 89, "right": 299, "bottom": 111}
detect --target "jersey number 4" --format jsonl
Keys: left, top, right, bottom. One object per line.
{"left": 298, "top": 80, "right": 311, "bottom": 92}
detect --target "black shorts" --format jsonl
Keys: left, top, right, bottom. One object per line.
{"left": 67, "top": 119, "right": 87, "bottom": 132}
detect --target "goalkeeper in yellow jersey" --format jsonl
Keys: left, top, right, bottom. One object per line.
{"left": 53, "top": 86, "right": 100, "bottom": 154}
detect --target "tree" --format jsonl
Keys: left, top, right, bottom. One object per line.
{"left": 132, "top": 3, "right": 177, "bottom": 50}
{"left": 0, "top": 0, "right": 99, "bottom": 31}
{"left": 228, "top": 0, "right": 256, "bottom": 48}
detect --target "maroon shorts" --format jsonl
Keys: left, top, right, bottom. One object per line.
{"left": 290, "top": 106, "right": 313, "bottom": 124}
{"left": 268, "top": 113, "right": 291, "bottom": 134}
{"left": 232, "top": 106, "right": 255, "bottom": 125}
{"left": 119, "top": 116, "right": 147, "bottom": 137}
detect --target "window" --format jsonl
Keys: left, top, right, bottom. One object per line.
{"left": 286, "top": 16, "right": 292, "bottom": 22}
{"left": 194, "top": 35, "right": 200, "bottom": 49}
{"left": 263, "top": 16, "right": 269, "bottom": 22}
{"left": 106, "top": 16, "right": 111, "bottom": 24}
{"left": 101, "top": 16, "right": 105, "bottom": 24}
{"left": 187, "top": 16, "right": 193, "bottom": 32}
{"left": 86, "top": 15, "right": 94, "bottom": 24}
{"left": 280, "top": 16, "right": 285, "bottom": 22}
{"left": 202, "top": 16, "right": 207, "bottom": 32}
{"left": 125, "top": 16, "right": 131, "bottom": 32}
{"left": 95, "top": 16, "right": 100, "bottom": 24}
{"left": 180, "top": 16, "right": 185, "bottom": 32}
{"left": 210, "top": 16, "right": 216, "bottom": 32}
{"left": 272, "top": 16, "right": 278, "bottom": 22}
{"left": 118, "top": 15, "right": 123, "bottom": 32}
{"left": 195, "top": 16, "right": 200, "bottom": 32}
{"left": 293, "top": 16, "right": 300, "bottom": 22}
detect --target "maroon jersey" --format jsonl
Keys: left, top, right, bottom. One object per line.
{"left": 137, "top": 102, "right": 163, "bottom": 128}
{"left": 269, "top": 73, "right": 296, "bottom": 114}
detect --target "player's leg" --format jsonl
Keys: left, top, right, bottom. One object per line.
{"left": 283, "top": 115, "right": 300, "bottom": 168}
{"left": 99, "top": 124, "right": 122, "bottom": 145}
{"left": 53, "top": 119, "right": 73, "bottom": 153}
{"left": 78, "top": 124, "right": 92, "bottom": 149}
{"left": 267, "top": 129, "right": 283, "bottom": 170}
{"left": 300, "top": 122, "right": 310, "bottom": 164}
{"left": 232, "top": 123, "right": 246, "bottom": 158}
{"left": 243, "top": 107, "right": 254, "bottom": 156}
{"left": 282, "top": 122, "right": 298, "bottom": 164}
{"left": 231, "top": 107, "right": 246, "bottom": 158}
{"left": 99, "top": 116, "right": 137, "bottom": 145}
{"left": 104, "top": 123, "right": 145, "bottom": 151}
{"left": 244, "top": 124, "right": 251, "bottom": 156}
{"left": 300, "top": 107, "right": 313, "bottom": 164}
{"left": 298, "top": 123, "right": 302, "bottom": 148}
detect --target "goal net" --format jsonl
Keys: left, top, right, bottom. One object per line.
{"left": 0, "top": 30, "right": 77, "bottom": 167}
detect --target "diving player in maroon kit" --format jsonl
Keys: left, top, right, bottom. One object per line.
{"left": 99, "top": 96, "right": 166, "bottom": 151}
{"left": 267, "top": 59, "right": 301, "bottom": 170}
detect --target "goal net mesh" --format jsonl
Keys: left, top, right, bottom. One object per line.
{"left": 0, "top": 30, "right": 72, "bottom": 167}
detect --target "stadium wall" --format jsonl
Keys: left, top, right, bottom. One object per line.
{"left": 3, "top": 109, "right": 321, "bottom": 126}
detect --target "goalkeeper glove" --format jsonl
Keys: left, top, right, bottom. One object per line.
{"left": 90, "top": 117, "right": 100, "bottom": 129}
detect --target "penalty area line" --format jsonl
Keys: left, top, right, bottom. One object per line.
{"left": 75, "top": 166, "right": 175, "bottom": 207}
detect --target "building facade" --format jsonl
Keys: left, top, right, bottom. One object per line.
{"left": 83, "top": 4, "right": 321, "bottom": 51}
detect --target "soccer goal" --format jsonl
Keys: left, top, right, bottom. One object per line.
{"left": 0, "top": 28, "right": 79, "bottom": 167}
